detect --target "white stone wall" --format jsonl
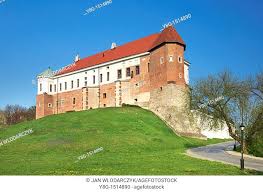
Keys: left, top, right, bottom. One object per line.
{"left": 192, "top": 110, "right": 231, "bottom": 139}
{"left": 37, "top": 56, "right": 142, "bottom": 95}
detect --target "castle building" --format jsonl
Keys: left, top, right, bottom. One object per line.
{"left": 36, "top": 26, "right": 189, "bottom": 118}
{"left": 36, "top": 26, "right": 232, "bottom": 139}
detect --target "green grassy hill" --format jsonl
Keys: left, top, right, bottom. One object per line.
{"left": 0, "top": 106, "right": 258, "bottom": 175}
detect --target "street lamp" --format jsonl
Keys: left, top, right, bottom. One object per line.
{"left": 240, "top": 124, "right": 245, "bottom": 170}
{"left": 234, "top": 130, "right": 237, "bottom": 151}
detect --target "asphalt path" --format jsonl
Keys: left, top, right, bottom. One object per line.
{"left": 187, "top": 141, "right": 263, "bottom": 172}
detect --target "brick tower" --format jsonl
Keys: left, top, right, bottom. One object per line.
{"left": 148, "top": 26, "right": 202, "bottom": 137}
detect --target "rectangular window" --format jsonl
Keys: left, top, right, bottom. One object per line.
{"left": 50, "top": 84, "right": 52, "bottom": 92}
{"left": 85, "top": 81, "right": 87, "bottom": 87}
{"left": 103, "top": 93, "right": 107, "bottom": 98}
{"left": 126, "top": 67, "right": 131, "bottom": 77}
{"left": 117, "top": 69, "right": 122, "bottom": 79}
{"left": 39, "top": 83, "right": 42, "bottom": 92}
{"left": 169, "top": 55, "right": 173, "bottom": 62}
{"left": 73, "top": 98, "right": 76, "bottom": 105}
{"left": 160, "top": 57, "right": 164, "bottom": 64}
{"left": 54, "top": 84, "right": 57, "bottom": 92}
{"left": 148, "top": 63, "right": 150, "bottom": 72}
{"left": 107, "top": 72, "right": 110, "bottom": 81}
{"left": 60, "top": 83, "right": 62, "bottom": 91}
{"left": 77, "top": 79, "right": 79, "bottom": 87}
{"left": 100, "top": 74, "right": 103, "bottom": 83}
{"left": 93, "top": 75, "right": 96, "bottom": 84}
{"left": 178, "top": 56, "right": 183, "bottom": 63}
{"left": 65, "top": 82, "right": 67, "bottom": 90}
{"left": 135, "top": 66, "right": 140, "bottom": 75}
{"left": 71, "top": 80, "right": 74, "bottom": 89}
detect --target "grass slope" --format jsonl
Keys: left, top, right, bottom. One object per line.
{"left": 0, "top": 107, "right": 259, "bottom": 175}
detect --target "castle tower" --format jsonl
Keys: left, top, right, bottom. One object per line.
{"left": 36, "top": 68, "right": 55, "bottom": 119}
{"left": 148, "top": 26, "right": 202, "bottom": 137}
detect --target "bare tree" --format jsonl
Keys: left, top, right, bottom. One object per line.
{"left": 3, "top": 105, "right": 36, "bottom": 125}
{"left": 191, "top": 71, "right": 262, "bottom": 153}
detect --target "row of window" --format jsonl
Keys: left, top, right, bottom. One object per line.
{"left": 160, "top": 55, "right": 183, "bottom": 64}
{"left": 40, "top": 66, "right": 141, "bottom": 93}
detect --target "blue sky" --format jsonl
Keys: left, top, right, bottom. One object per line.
{"left": 0, "top": 0, "right": 262, "bottom": 108}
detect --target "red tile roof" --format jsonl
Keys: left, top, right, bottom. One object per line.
{"left": 150, "top": 26, "right": 186, "bottom": 51}
{"left": 55, "top": 26, "right": 185, "bottom": 76}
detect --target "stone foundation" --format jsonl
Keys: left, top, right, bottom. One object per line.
{"left": 149, "top": 83, "right": 204, "bottom": 138}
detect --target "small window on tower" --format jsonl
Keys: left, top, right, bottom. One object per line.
{"left": 103, "top": 93, "right": 107, "bottom": 98}
{"left": 179, "top": 73, "right": 182, "bottom": 79}
{"left": 160, "top": 57, "right": 164, "bottom": 64}
{"left": 178, "top": 56, "right": 183, "bottom": 63}
{"left": 169, "top": 56, "right": 173, "bottom": 62}
{"left": 40, "top": 83, "right": 42, "bottom": 92}
{"left": 148, "top": 63, "right": 150, "bottom": 72}
{"left": 48, "top": 103, "right": 53, "bottom": 108}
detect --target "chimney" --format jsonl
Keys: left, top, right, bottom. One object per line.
{"left": 111, "top": 42, "right": 117, "bottom": 49}
{"left": 74, "top": 54, "right": 80, "bottom": 62}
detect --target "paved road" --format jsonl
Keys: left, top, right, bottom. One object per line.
{"left": 187, "top": 141, "right": 263, "bottom": 172}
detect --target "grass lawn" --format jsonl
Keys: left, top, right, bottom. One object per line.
{"left": 0, "top": 106, "right": 261, "bottom": 175}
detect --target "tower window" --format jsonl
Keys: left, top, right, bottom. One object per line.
{"left": 39, "top": 83, "right": 42, "bottom": 92}
{"left": 135, "top": 66, "right": 140, "bottom": 75}
{"left": 103, "top": 93, "right": 107, "bottom": 98}
{"left": 148, "top": 63, "right": 150, "bottom": 72}
{"left": 169, "top": 56, "right": 173, "bottom": 62}
{"left": 178, "top": 56, "right": 183, "bottom": 63}
{"left": 179, "top": 73, "right": 182, "bottom": 79}
{"left": 117, "top": 69, "right": 122, "bottom": 79}
{"left": 160, "top": 57, "right": 164, "bottom": 64}
{"left": 126, "top": 67, "right": 131, "bottom": 77}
